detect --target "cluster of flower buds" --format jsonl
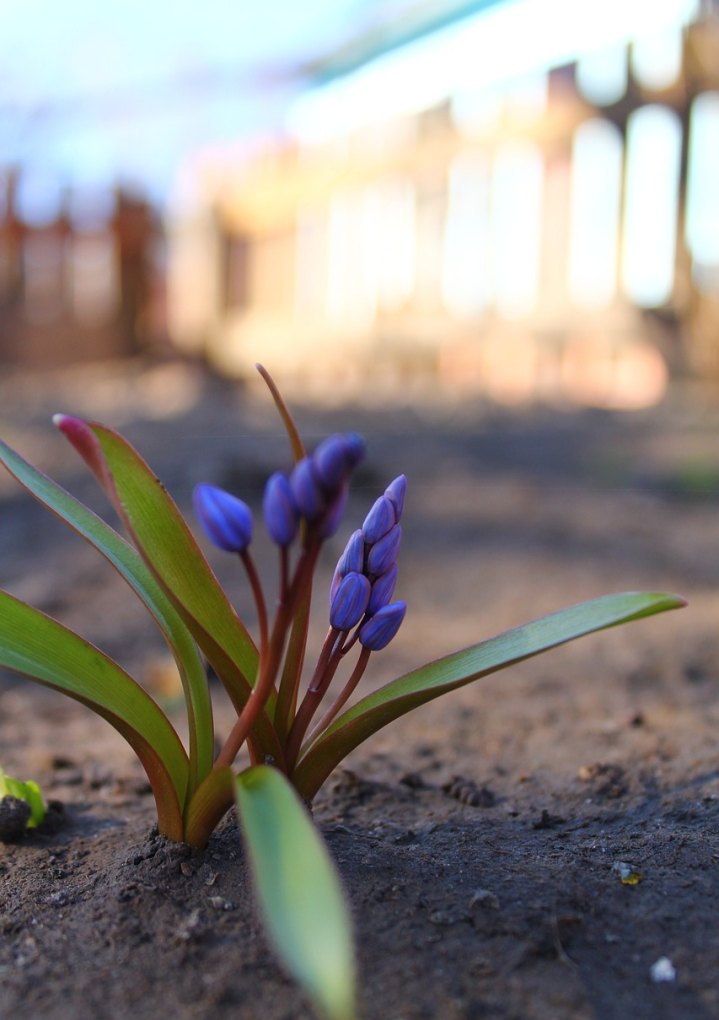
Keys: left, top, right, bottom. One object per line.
{"left": 194, "top": 432, "right": 366, "bottom": 554}
{"left": 263, "top": 433, "right": 366, "bottom": 546}
{"left": 329, "top": 475, "right": 407, "bottom": 651}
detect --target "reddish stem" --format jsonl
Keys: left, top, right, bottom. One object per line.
{"left": 239, "top": 549, "right": 268, "bottom": 655}
{"left": 285, "top": 630, "right": 345, "bottom": 768}
{"left": 304, "top": 645, "right": 372, "bottom": 747}
{"left": 214, "top": 542, "right": 318, "bottom": 771}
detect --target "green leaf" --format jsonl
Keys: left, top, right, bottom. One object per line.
{"left": 183, "top": 765, "right": 235, "bottom": 849}
{"left": 85, "top": 423, "right": 258, "bottom": 679}
{"left": 235, "top": 766, "right": 356, "bottom": 1020}
{"left": 54, "top": 418, "right": 283, "bottom": 764}
{"left": 0, "top": 439, "right": 214, "bottom": 797}
{"left": 0, "top": 768, "right": 46, "bottom": 828}
{"left": 0, "top": 590, "right": 189, "bottom": 840}
{"left": 293, "top": 591, "right": 686, "bottom": 799}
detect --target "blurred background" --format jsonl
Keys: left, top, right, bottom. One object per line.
{"left": 2, "top": 0, "right": 719, "bottom": 409}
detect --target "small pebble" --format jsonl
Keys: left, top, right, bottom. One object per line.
{"left": 612, "top": 861, "right": 643, "bottom": 885}
{"left": 469, "top": 888, "right": 500, "bottom": 911}
{"left": 0, "top": 797, "right": 31, "bottom": 841}
{"left": 208, "top": 896, "right": 236, "bottom": 911}
{"left": 650, "top": 957, "right": 677, "bottom": 983}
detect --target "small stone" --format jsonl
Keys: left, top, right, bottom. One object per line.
{"left": 532, "top": 809, "right": 565, "bottom": 830}
{"left": 208, "top": 896, "right": 236, "bottom": 911}
{"left": 578, "top": 762, "right": 627, "bottom": 799}
{"left": 15, "top": 936, "right": 39, "bottom": 967}
{"left": 469, "top": 888, "right": 500, "bottom": 911}
{"left": 612, "top": 861, "right": 643, "bottom": 885}
{"left": 176, "top": 908, "right": 203, "bottom": 942}
{"left": 44, "top": 889, "right": 71, "bottom": 907}
{"left": 650, "top": 956, "right": 676, "bottom": 983}
{"left": 179, "top": 862, "right": 193, "bottom": 877}
{"left": 399, "top": 772, "right": 427, "bottom": 789}
{"left": 0, "top": 796, "right": 31, "bottom": 841}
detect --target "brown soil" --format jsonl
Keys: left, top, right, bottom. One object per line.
{"left": 0, "top": 361, "right": 718, "bottom": 1020}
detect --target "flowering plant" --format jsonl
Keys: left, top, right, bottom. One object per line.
{"left": 0, "top": 366, "right": 685, "bottom": 1019}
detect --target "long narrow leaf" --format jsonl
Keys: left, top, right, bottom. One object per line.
{"left": 293, "top": 591, "right": 685, "bottom": 799}
{"left": 256, "top": 363, "right": 306, "bottom": 463}
{"left": 0, "top": 590, "right": 189, "bottom": 839}
{"left": 54, "top": 418, "right": 282, "bottom": 763}
{"left": 235, "top": 766, "right": 355, "bottom": 1020}
{"left": 0, "top": 439, "right": 214, "bottom": 797}
{"left": 68, "top": 420, "right": 258, "bottom": 680}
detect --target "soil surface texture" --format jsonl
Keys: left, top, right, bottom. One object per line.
{"left": 0, "top": 360, "right": 717, "bottom": 1020}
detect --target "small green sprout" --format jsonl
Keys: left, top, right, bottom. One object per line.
{"left": 0, "top": 767, "right": 46, "bottom": 836}
{"left": 0, "top": 366, "right": 685, "bottom": 1020}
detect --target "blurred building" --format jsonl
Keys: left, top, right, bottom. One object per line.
{"left": 168, "top": 0, "right": 719, "bottom": 408}
{"left": 0, "top": 172, "right": 164, "bottom": 369}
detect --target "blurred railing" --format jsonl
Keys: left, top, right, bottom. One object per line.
{"left": 167, "top": 13, "right": 719, "bottom": 408}
{"left": 0, "top": 178, "right": 165, "bottom": 369}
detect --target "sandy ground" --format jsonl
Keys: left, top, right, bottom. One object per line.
{"left": 0, "top": 359, "right": 717, "bottom": 1020}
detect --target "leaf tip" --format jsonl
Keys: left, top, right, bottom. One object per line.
{"left": 52, "top": 412, "right": 80, "bottom": 432}
{"left": 650, "top": 591, "right": 687, "bottom": 611}
{"left": 53, "top": 414, "right": 96, "bottom": 454}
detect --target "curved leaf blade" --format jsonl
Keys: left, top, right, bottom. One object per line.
{"left": 84, "top": 422, "right": 258, "bottom": 680}
{"left": 294, "top": 592, "right": 686, "bottom": 799}
{"left": 0, "top": 590, "right": 189, "bottom": 839}
{"left": 256, "top": 363, "right": 306, "bottom": 463}
{"left": 55, "top": 418, "right": 281, "bottom": 761}
{"left": 0, "top": 439, "right": 214, "bottom": 796}
{"left": 235, "top": 766, "right": 355, "bottom": 1020}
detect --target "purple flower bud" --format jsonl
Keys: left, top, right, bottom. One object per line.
{"left": 313, "top": 431, "right": 366, "bottom": 491}
{"left": 368, "top": 562, "right": 398, "bottom": 615}
{"left": 362, "top": 495, "right": 396, "bottom": 544}
{"left": 329, "top": 572, "right": 371, "bottom": 630}
{"left": 290, "top": 457, "right": 324, "bottom": 520}
{"left": 313, "top": 434, "right": 350, "bottom": 492}
{"left": 263, "top": 472, "right": 299, "bottom": 546}
{"left": 329, "top": 562, "right": 343, "bottom": 604}
{"left": 384, "top": 475, "right": 407, "bottom": 519}
{"left": 359, "top": 600, "right": 407, "bottom": 651}
{"left": 344, "top": 432, "right": 366, "bottom": 468}
{"left": 367, "top": 523, "right": 402, "bottom": 576}
{"left": 319, "top": 482, "right": 348, "bottom": 539}
{"left": 193, "top": 484, "right": 253, "bottom": 553}
{"left": 338, "top": 529, "right": 365, "bottom": 576}
{"left": 329, "top": 528, "right": 365, "bottom": 603}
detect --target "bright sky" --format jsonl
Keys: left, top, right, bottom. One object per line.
{"left": 0, "top": 0, "right": 392, "bottom": 197}
{"left": 0, "top": 0, "right": 702, "bottom": 207}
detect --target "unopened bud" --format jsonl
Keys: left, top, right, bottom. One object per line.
{"left": 384, "top": 475, "right": 407, "bottom": 519}
{"left": 368, "top": 563, "right": 398, "bottom": 615}
{"left": 359, "top": 600, "right": 407, "bottom": 651}
{"left": 290, "top": 457, "right": 323, "bottom": 520}
{"left": 338, "top": 529, "right": 365, "bottom": 576}
{"left": 362, "top": 495, "right": 396, "bottom": 545}
{"left": 313, "top": 434, "right": 351, "bottom": 492}
{"left": 330, "top": 528, "right": 365, "bottom": 603}
{"left": 367, "top": 524, "right": 402, "bottom": 576}
{"left": 193, "top": 484, "right": 253, "bottom": 553}
{"left": 344, "top": 432, "right": 366, "bottom": 469}
{"left": 329, "top": 572, "right": 371, "bottom": 630}
{"left": 313, "top": 431, "right": 366, "bottom": 502}
{"left": 263, "top": 472, "right": 299, "bottom": 547}
{"left": 319, "top": 482, "right": 348, "bottom": 539}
